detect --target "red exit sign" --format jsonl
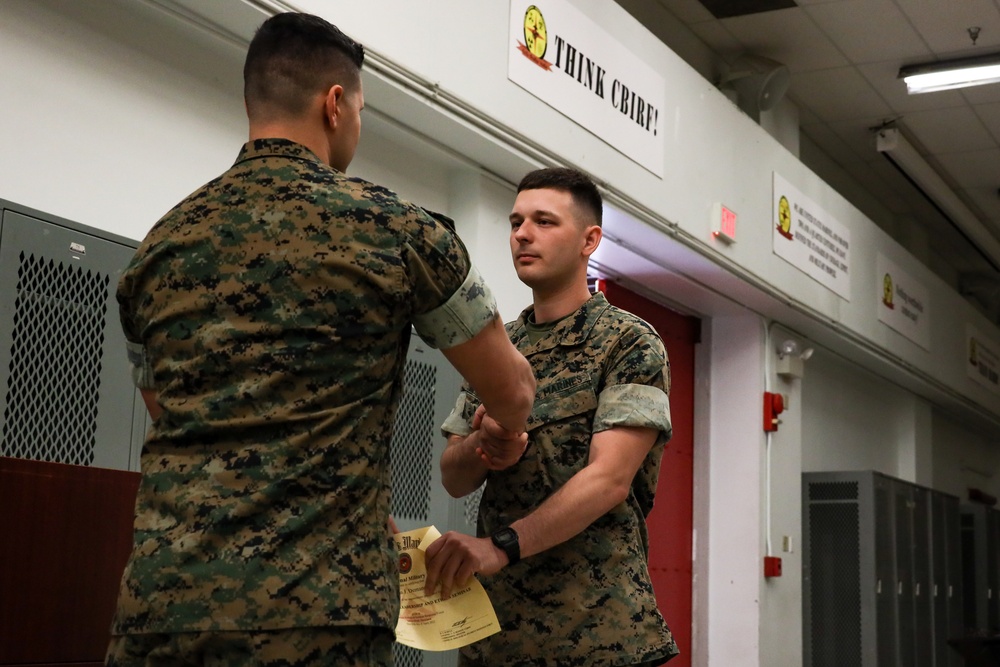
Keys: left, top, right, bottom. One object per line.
{"left": 712, "top": 203, "right": 737, "bottom": 244}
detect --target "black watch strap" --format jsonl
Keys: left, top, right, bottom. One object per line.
{"left": 491, "top": 526, "right": 520, "bottom": 565}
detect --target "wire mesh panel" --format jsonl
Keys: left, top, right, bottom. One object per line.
{"left": 393, "top": 643, "right": 424, "bottom": 667}
{"left": 390, "top": 358, "right": 436, "bottom": 523}
{"left": 0, "top": 206, "right": 142, "bottom": 471}
{"left": 807, "top": 500, "right": 862, "bottom": 666}
{"left": 874, "top": 476, "right": 898, "bottom": 667}
{"left": 1, "top": 252, "right": 108, "bottom": 464}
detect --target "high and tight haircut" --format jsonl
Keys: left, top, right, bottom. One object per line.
{"left": 244, "top": 12, "right": 365, "bottom": 122}
{"left": 516, "top": 167, "right": 603, "bottom": 227}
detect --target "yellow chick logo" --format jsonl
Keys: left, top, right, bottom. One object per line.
{"left": 517, "top": 5, "right": 552, "bottom": 70}
{"left": 882, "top": 273, "right": 894, "bottom": 309}
{"left": 776, "top": 196, "right": 793, "bottom": 240}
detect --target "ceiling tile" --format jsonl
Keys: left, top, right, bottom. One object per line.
{"left": 788, "top": 67, "right": 893, "bottom": 121}
{"left": 804, "top": 0, "right": 929, "bottom": 64}
{"left": 688, "top": 16, "right": 746, "bottom": 53}
{"left": 655, "top": 0, "right": 719, "bottom": 23}
{"left": 719, "top": 7, "right": 849, "bottom": 72}
{"left": 901, "top": 105, "right": 996, "bottom": 154}
{"left": 961, "top": 81, "right": 1000, "bottom": 105}
{"left": 894, "top": 0, "right": 1000, "bottom": 54}
{"left": 976, "top": 101, "right": 1000, "bottom": 142}
{"left": 965, "top": 186, "right": 1000, "bottom": 227}
{"left": 937, "top": 148, "right": 1000, "bottom": 189}
{"left": 826, "top": 115, "right": 890, "bottom": 161}
{"left": 796, "top": 103, "right": 824, "bottom": 126}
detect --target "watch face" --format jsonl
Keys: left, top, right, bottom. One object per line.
{"left": 495, "top": 527, "right": 516, "bottom": 545}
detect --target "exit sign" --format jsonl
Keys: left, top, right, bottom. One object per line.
{"left": 712, "top": 203, "right": 737, "bottom": 244}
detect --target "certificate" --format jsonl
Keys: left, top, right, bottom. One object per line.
{"left": 394, "top": 525, "right": 501, "bottom": 651}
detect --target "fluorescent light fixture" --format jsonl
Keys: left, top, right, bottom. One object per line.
{"left": 900, "top": 52, "right": 1000, "bottom": 93}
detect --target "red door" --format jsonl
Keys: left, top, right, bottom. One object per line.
{"left": 599, "top": 280, "right": 698, "bottom": 667}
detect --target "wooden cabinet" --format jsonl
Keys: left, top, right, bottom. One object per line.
{"left": 0, "top": 456, "right": 139, "bottom": 666}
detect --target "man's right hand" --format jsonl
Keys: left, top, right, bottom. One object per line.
{"left": 472, "top": 404, "right": 528, "bottom": 471}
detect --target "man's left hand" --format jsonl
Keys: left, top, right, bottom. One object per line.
{"left": 423, "top": 530, "right": 507, "bottom": 599}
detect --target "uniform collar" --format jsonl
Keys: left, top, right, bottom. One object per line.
{"left": 233, "top": 138, "right": 327, "bottom": 169}
{"left": 513, "top": 292, "right": 610, "bottom": 352}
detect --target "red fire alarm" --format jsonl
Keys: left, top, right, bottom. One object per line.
{"left": 764, "top": 556, "right": 782, "bottom": 578}
{"left": 763, "top": 391, "right": 784, "bottom": 432}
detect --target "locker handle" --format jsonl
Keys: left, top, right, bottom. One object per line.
{"left": 948, "top": 585, "right": 953, "bottom": 598}
{"left": 877, "top": 579, "right": 882, "bottom": 594}
{"left": 915, "top": 583, "right": 921, "bottom": 597}
{"left": 933, "top": 584, "right": 938, "bottom": 597}
{"left": 898, "top": 581, "right": 903, "bottom": 595}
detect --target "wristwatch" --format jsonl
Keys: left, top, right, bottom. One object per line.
{"left": 490, "top": 526, "right": 520, "bottom": 565}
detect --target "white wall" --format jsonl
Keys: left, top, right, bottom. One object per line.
{"left": 0, "top": 0, "right": 248, "bottom": 242}
{"left": 933, "top": 410, "right": 1000, "bottom": 502}
{"left": 802, "top": 347, "right": 916, "bottom": 476}
{"left": 705, "top": 315, "right": 767, "bottom": 666}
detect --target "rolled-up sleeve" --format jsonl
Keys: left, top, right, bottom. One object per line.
{"left": 594, "top": 383, "right": 671, "bottom": 438}
{"left": 413, "top": 266, "right": 497, "bottom": 350}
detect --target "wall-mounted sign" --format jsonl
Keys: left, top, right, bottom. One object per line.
{"left": 876, "top": 253, "right": 930, "bottom": 350}
{"left": 507, "top": 1, "right": 666, "bottom": 177}
{"left": 772, "top": 172, "right": 851, "bottom": 300}
{"left": 967, "top": 324, "right": 1000, "bottom": 394}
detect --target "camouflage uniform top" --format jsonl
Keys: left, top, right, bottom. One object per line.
{"left": 442, "top": 292, "right": 679, "bottom": 666}
{"left": 113, "top": 138, "right": 497, "bottom": 635}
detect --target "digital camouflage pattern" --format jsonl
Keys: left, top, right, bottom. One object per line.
{"left": 106, "top": 626, "right": 393, "bottom": 667}
{"left": 113, "top": 138, "right": 497, "bottom": 635}
{"left": 442, "top": 292, "right": 679, "bottom": 666}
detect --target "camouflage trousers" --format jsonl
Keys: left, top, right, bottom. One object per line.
{"left": 106, "top": 626, "right": 393, "bottom": 667}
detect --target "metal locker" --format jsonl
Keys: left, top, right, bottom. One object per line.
{"left": 912, "top": 485, "right": 933, "bottom": 667}
{"left": 804, "top": 471, "right": 961, "bottom": 667}
{"left": 0, "top": 201, "right": 145, "bottom": 472}
{"left": 894, "top": 480, "right": 917, "bottom": 667}
{"left": 874, "top": 474, "right": 898, "bottom": 667}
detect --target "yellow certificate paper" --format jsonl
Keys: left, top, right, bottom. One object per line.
{"left": 394, "top": 525, "right": 501, "bottom": 650}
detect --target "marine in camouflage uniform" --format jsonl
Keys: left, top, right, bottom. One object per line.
{"left": 111, "top": 135, "right": 498, "bottom": 645}
{"left": 433, "top": 167, "right": 678, "bottom": 666}
{"left": 109, "top": 13, "right": 536, "bottom": 665}
{"left": 441, "top": 293, "right": 679, "bottom": 666}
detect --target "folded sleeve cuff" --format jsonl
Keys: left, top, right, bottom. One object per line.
{"left": 413, "top": 266, "right": 498, "bottom": 350}
{"left": 440, "top": 392, "right": 475, "bottom": 437}
{"left": 594, "top": 383, "right": 671, "bottom": 438}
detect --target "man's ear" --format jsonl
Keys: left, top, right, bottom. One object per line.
{"left": 582, "top": 224, "right": 603, "bottom": 257}
{"left": 324, "top": 84, "right": 344, "bottom": 128}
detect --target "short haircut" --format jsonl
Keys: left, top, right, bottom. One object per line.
{"left": 516, "top": 167, "right": 603, "bottom": 227}
{"left": 244, "top": 12, "right": 365, "bottom": 122}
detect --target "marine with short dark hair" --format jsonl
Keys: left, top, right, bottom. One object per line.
{"left": 428, "top": 167, "right": 679, "bottom": 666}
{"left": 107, "top": 11, "right": 534, "bottom": 666}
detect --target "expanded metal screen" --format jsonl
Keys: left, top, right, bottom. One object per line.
{"left": 393, "top": 643, "right": 424, "bottom": 667}
{"left": 1, "top": 252, "right": 109, "bottom": 465}
{"left": 390, "top": 358, "right": 436, "bottom": 523}
{"left": 808, "top": 499, "right": 862, "bottom": 665}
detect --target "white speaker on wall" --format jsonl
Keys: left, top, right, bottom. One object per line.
{"left": 719, "top": 54, "right": 791, "bottom": 122}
